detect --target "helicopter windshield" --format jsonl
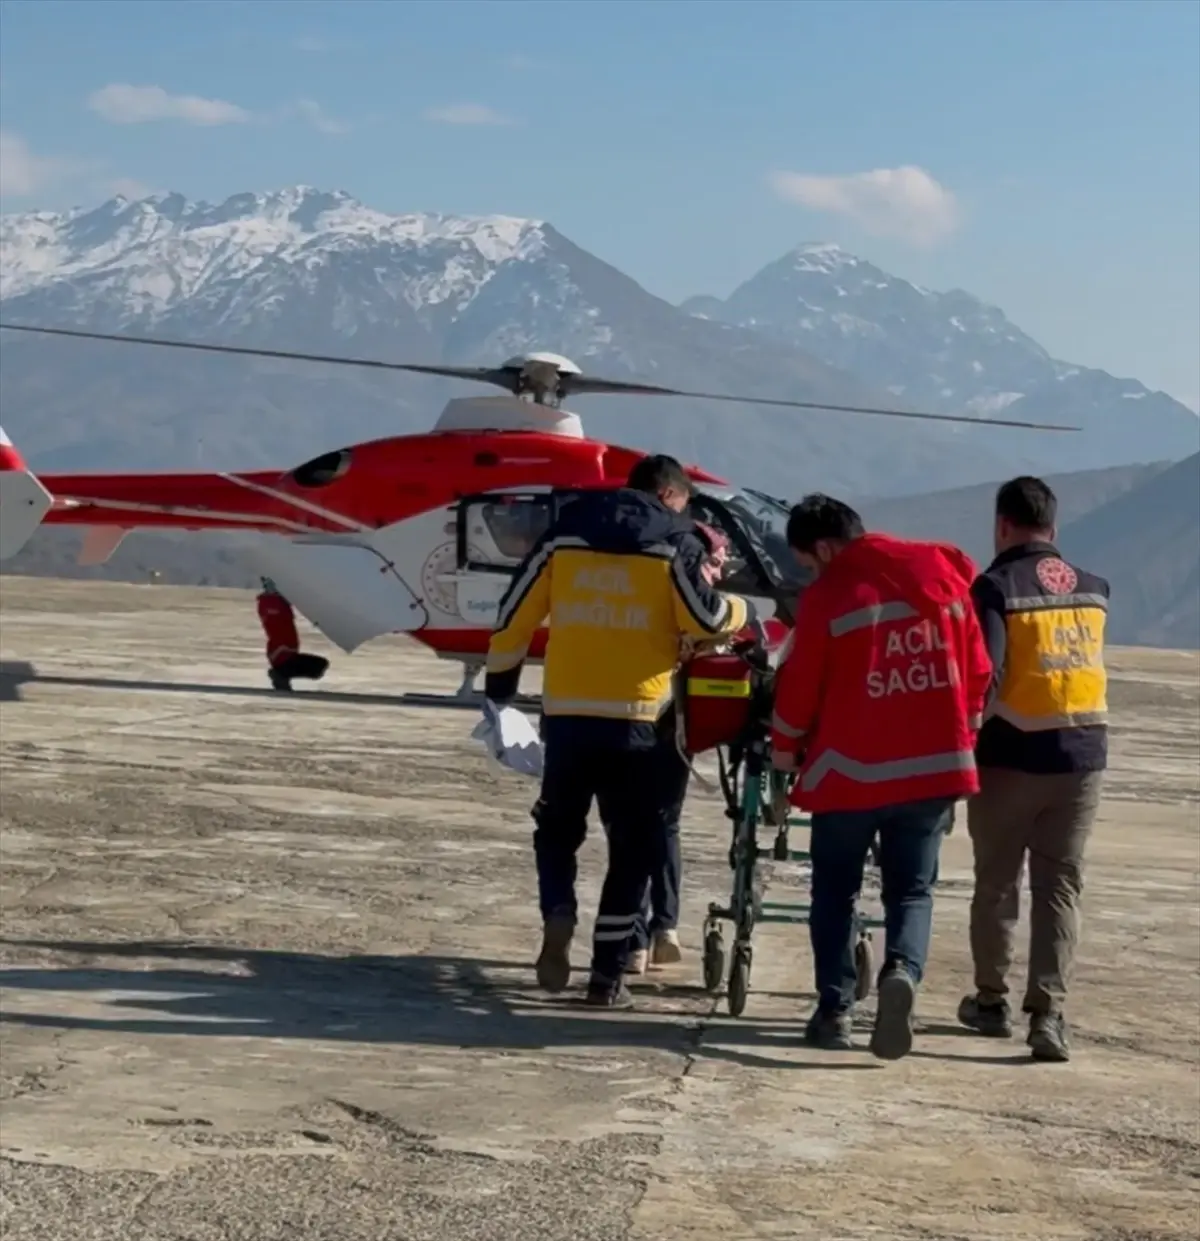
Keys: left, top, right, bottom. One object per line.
{"left": 690, "top": 486, "right": 811, "bottom": 596}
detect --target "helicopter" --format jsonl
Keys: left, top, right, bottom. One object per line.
{"left": 0, "top": 322, "right": 1078, "bottom": 698}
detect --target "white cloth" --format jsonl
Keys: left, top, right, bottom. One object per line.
{"left": 471, "top": 700, "right": 544, "bottom": 778}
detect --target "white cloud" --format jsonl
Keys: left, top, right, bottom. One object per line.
{"left": 423, "top": 103, "right": 515, "bottom": 126}
{"left": 87, "top": 83, "right": 252, "bottom": 127}
{"left": 0, "top": 130, "right": 80, "bottom": 197}
{"left": 287, "top": 99, "right": 350, "bottom": 135}
{"left": 86, "top": 84, "right": 348, "bottom": 136}
{"left": 769, "top": 165, "right": 960, "bottom": 247}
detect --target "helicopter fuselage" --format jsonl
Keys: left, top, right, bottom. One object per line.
{"left": 23, "top": 416, "right": 797, "bottom": 666}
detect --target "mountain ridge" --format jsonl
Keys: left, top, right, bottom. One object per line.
{"left": 680, "top": 241, "right": 1198, "bottom": 460}
{"left": 1058, "top": 452, "right": 1200, "bottom": 650}
{"left": 1, "top": 186, "right": 1195, "bottom": 500}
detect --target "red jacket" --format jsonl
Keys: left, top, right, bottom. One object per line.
{"left": 770, "top": 533, "right": 992, "bottom": 813}
{"left": 257, "top": 591, "right": 300, "bottom": 667}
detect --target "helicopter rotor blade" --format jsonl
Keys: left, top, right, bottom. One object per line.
{"left": 0, "top": 321, "right": 1081, "bottom": 431}
{"left": 0, "top": 323, "right": 520, "bottom": 390}
{"left": 563, "top": 374, "right": 1080, "bottom": 432}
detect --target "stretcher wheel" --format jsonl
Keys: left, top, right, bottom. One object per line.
{"left": 702, "top": 930, "right": 725, "bottom": 993}
{"left": 854, "top": 935, "right": 874, "bottom": 1002}
{"left": 727, "top": 948, "right": 751, "bottom": 1017}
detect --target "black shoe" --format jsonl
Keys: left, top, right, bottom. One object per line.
{"left": 870, "top": 968, "right": 916, "bottom": 1061}
{"left": 803, "top": 1008, "right": 854, "bottom": 1050}
{"left": 957, "top": 994, "right": 1013, "bottom": 1039}
{"left": 584, "top": 979, "right": 635, "bottom": 1009}
{"left": 1027, "top": 1012, "right": 1071, "bottom": 1062}
{"left": 535, "top": 916, "right": 575, "bottom": 993}
{"left": 269, "top": 670, "right": 292, "bottom": 692}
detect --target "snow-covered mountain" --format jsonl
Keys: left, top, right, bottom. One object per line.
{"left": 681, "top": 243, "right": 1199, "bottom": 467}
{"left": 0, "top": 189, "right": 566, "bottom": 363}
{"left": 0, "top": 188, "right": 1192, "bottom": 498}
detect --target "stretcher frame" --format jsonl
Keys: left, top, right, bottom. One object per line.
{"left": 700, "top": 705, "right": 886, "bottom": 1018}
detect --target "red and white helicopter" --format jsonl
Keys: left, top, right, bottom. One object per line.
{"left": 0, "top": 323, "right": 1077, "bottom": 697}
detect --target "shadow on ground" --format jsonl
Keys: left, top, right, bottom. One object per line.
{"left": 0, "top": 937, "right": 887, "bottom": 1072}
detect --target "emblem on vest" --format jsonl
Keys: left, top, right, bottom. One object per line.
{"left": 1036, "top": 557, "right": 1078, "bottom": 594}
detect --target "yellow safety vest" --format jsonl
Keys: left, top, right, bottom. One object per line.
{"left": 988, "top": 552, "right": 1109, "bottom": 733}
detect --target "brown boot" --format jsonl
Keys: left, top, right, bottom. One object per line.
{"left": 1028, "top": 1013, "right": 1071, "bottom": 1062}
{"left": 649, "top": 929, "right": 683, "bottom": 968}
{"left": 535, "top": 916, "right": 575, "bottom": 993}
{"left": 624, "top": 948, "right": 649, "bottom": 976}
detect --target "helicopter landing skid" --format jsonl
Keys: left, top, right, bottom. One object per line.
{"left": 392, "top": 661, "right": 541, "bottom": 712}
{"left": 398, "top": 689, "right": 541, "bottom": 712}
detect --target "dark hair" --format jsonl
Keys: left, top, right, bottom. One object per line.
{"left": 785, "top": 493, "right": 865, "bottom": 552}
{"left": 995, "top": 475, "right": 1056, "bottom": 531}
{"left": 627, "top": 453, "right": 692, "bottom": 497}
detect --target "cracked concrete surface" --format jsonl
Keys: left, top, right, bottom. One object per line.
{"left": 0, "top": 578, "right": 1197, "bottom": 1240}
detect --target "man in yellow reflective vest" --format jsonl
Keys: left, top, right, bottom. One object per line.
{"left": 958, "top": 476, "right": 1109, "bottom": 1062}
{"left": 485, "top": 455, "right": 757, "bottom": 1008}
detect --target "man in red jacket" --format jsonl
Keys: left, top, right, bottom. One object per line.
{"left": 770, "top": 495, "right": 991, "bottom": 1060}
{"left": 256, "top": 578, "right": 330, "bottom": 692}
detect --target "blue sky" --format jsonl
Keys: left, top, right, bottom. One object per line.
{"left": 1, "top": 0, "right": 1197, "bottom": 409}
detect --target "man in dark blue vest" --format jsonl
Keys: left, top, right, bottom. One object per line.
{"left": 958, "top": 476, "right": 1109, "bottom": 1063}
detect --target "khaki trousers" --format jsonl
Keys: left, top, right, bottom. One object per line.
{"left": 967, "top": 767, "right": 1103, "bottom": 1016}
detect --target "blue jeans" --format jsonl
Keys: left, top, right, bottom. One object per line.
{"left": 809, "top": 796, "right": 953, "bottom": 1014}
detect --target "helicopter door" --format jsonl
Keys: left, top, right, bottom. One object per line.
{"left": 240, "top": 535, "right": 427, "bottom": 653}
{"left": 453, "top": 491, "right": 559, "bottom": 626}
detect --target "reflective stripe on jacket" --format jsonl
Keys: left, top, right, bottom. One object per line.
{"left": 770, "top": 533, "right": 992, "bottom": 813}
{"left": 485, "top": 489, "right": 755, "bottom": 739}
{"left": 257, "top": 591, "right": 300, "bottom": 667}
{"left": 973, "top": 542, "right": 1109, "bottom": 774}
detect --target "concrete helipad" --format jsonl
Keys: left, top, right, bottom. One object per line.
{"left": 1, "top": 577, "right": 1197, "bottom": 1241}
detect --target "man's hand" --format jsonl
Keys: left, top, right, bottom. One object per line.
{"left": 944, "top": 801, "right": 958, "bottom": 836}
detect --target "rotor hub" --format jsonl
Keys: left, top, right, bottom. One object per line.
{"left": 501, "top": 352, "right": 581, "bottom": 407}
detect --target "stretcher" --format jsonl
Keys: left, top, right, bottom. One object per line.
{"left": 677, "top": 636, "right": 885, "bottom": 1018}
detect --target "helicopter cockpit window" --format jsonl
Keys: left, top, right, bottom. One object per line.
{"left": 728, "top": 489, "right": 813, "bottom": 592}
{"left": 462, "top": 495, "right": 555, "bottom": 569}
{"left": 291, "top": 448, "right": 352, "bottom": 489}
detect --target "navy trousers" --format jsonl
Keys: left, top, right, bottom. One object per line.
{"left": 532, "top": 721, "right": 687, "bottom": 985}
{"left": 808, "top": 796, "right": 953, "bottom": 1014}
{"left": 631, "top": 776, "right": 686, "bottom": 950}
